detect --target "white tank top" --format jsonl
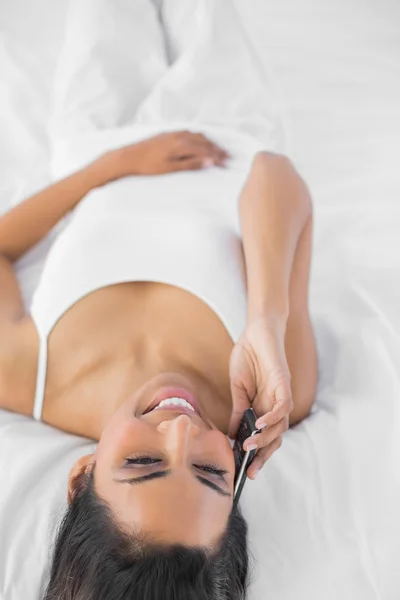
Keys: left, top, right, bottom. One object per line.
{"left": 30, "top": 123, "right": 271, "bottom": 422}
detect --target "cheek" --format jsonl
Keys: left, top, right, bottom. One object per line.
{"left": 223, "top": 441, "right": 236, "bottom": 472}
{"left": 97, "top": 415, "right": 144, "bottom": 462}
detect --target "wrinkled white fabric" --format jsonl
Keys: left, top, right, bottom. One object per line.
{"left": 0, "top": 0, "right": 399, "bottom": 598}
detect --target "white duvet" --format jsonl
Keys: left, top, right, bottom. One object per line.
{"left": 0, "top": 0, "right": 400, "bottom": 599}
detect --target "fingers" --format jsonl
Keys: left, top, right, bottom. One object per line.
{"left": 255, "top": 395, "right": 294, "bottom": 430}
{"left": 227, "top": 392, "right": 250, "bottom": 440}
{"left": 228, "top": 343, "right": 255, "bottom": 439}
{"left": 170, "top": 156, "right": 210, "bottom": 172}
{"left": 238, "top": 380, "right": 292, "bottom": 479}
{"left": 243, "top": 415, "right": 288, "bottom": 452}
{"left": 228, "top": 377, "right": 252, "bottom": 439}
{"left": 173, "top": 130, "right": 232, "bottom": 167}
{"left": 252, "top": 376, "right": 293, "bottom": 430}
{"left": 170, "top": 149, "right": 226, "bottom": 170}
{"left": 179, "top": 130, "right": 231, "bottom": 157}
{"left": 192, "top": 134, "right": 231, "bottom": 162}
{"left": 246, "top": 435, "right": 283, "bottom": 480}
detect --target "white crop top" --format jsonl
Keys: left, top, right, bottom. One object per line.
{"left": 30, "top": 123, "right": 271, "bottom": 421}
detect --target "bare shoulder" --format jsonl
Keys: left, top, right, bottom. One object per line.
{"left": 251, "top": 150, "right": 294, "bottom": 169}
{"left": 0, "top": 317, "right": 38, "bottom": 417}
{"left": 250, "top": 151, "right": 311, "bottom": 195}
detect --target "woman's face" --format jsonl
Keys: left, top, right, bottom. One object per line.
{"left": 72, "top": 372, "right": 235, "bottom": 548}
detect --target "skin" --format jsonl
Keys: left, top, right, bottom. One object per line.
{"left": 0, "top": 140, "right": 318, "bottom": 550}
{"left": 0, "top": 132, "right": 242, "bottom": 549}
{"left": 78, "top": 372, "right": 236, "bottom": 547}
{"left": 60, "top": 282, "right": 238, "bottom": 548}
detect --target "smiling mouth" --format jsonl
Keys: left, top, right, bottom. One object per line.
{"left": 143, "top": 387, "right": 201, "bottom": 416}
{"left": 149, "top": 406, "right": 198, "bottom": 417}
{"left": 144, "top": 404, "right": 213, "bottom": 432}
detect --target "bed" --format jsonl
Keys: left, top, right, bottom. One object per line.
{"left": 1, "top": 1, "right": 399, "bottom": 598}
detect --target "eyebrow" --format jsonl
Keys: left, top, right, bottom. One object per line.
{"left": 113, "top": 470, "right": 232, "bottom": 497}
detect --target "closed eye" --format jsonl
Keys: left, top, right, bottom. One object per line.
{"left": 113, "top": 470, "right": 231, "bottom": 497}
{"left": 125, "top": 457, "right": 228, "bottom": 479}
{"left": 114, "top": 457, "right": 231, "bottom": 498}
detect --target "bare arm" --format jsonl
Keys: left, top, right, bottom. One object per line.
{"left": 0, "top": 130, "right": 231, "bottom": 264}
{"left": 239, "top": 151, "right": 312, "bottom": 324}
{"left": 0, "top": 162, "right": 111, "bottom": 408}
{"left": 0, "top": 129, "right": 229, "bottom": 329}
{"left": 0, "top": 163, "right": 113, "bottom": 264}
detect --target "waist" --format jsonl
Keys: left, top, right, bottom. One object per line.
{"left": 30, "top": 209, "right": 248, "bottom": 344}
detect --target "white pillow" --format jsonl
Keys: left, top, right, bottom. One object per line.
{"left": 49, "top": 0, "right": 170, "bottom": 148}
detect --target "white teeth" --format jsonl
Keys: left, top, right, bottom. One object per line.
{"left": 152, "top": 397, "right": 195, "bottom": 412}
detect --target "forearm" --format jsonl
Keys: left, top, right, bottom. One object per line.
{"left": 0, "top": 157, "right": 114, "bottom": 263}
{"left": 239, "top": 153, "right": 312, "bottom": 324}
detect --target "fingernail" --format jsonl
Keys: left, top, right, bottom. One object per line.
{"left": 203, "top": 158, "right": 214, "bottom": 168}
{"left": 253, "top": 467, "right": 260, "bottom": 479}
{"left": 256, "top": 421, "right": 267, "bottom": 430}
{"left": 245, "top": 443, "right": 257, "bottom": 451}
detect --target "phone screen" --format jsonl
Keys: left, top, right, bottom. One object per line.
{"left": 232, "top": 408, "right": 262, "bottom": 507}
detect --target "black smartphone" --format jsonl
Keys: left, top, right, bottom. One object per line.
{"left": 232, "top": 408, "right": 262, "bottom": 506}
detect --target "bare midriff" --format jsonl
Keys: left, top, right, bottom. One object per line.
{"left": 23, "top": 282, "right": 235, "bottom": 439}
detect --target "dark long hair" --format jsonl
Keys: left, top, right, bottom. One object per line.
{"left": 43, "top": 467, "right": 254, "bottom": 599}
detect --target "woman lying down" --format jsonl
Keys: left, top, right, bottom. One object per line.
{"left": 0, "top": 130, "right": 318, "bottom": 599}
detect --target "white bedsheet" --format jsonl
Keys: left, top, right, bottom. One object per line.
{"left": 1, "top": 0, "right": 400, "bottom": 599}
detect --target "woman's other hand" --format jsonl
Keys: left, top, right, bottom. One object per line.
{"left": 97, "top": 130, "right": 232, "bottom": 180}
{"left": 228, "top": 316, "right": 293, "bottom": 479}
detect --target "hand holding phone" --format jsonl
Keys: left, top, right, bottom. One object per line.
{"left": 232, "top": 408, "right": 262, "bottom": 506}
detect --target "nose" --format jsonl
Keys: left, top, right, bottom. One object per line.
{"left": 156, "top": 412, "right": 201, "bottom": 434}
{"left": 156, "top": 413, "right": 201, "bottom": 457}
